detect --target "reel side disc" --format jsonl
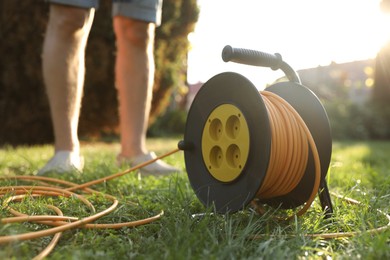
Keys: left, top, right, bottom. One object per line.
{"left": 183, "top": 72, "right": 271, "bottom": 213}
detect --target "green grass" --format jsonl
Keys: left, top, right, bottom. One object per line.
{"left": 1, "top": 139, "right": 389, "bottom": 259}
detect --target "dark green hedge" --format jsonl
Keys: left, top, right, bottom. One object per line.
{"left": 324, "top": 100, "right": 390, "bottom": 140}
{"left": 0, "top": 0, "right": 198, "bottom": 145}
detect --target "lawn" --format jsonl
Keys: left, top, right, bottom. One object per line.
{"left": 1, "top": 139, "right": 389, "bottom": 259}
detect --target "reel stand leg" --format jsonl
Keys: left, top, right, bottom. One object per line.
{"left": 318, "top": 180, "right": 333, "bottom": 219}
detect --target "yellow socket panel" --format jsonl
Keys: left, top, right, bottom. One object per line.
{"left": 201, "top": 104, "right": 250, "bottom": 182}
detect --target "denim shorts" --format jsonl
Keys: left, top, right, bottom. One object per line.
{"left": 48, "top": 0, "right": 163, "bottom": 25}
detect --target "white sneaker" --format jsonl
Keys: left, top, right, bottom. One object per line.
{"left": 38, "top": 151, "right": 84, "bottom": 175}
{"left": 117, "top": 152, "right": 180, "bottom": 176}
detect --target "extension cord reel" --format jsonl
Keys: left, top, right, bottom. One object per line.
{"left": 179, "top": 45, "right": 333, "bottom": 216}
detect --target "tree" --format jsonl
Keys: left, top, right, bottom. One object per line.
{"left": 375, "top": 0, "right": 390, "bottom": 104}
{"left": 373, "top": 43, "right": 390, "bottom": 104}
{"left": 366, "top": 0, "right": 390, "bottom": 138}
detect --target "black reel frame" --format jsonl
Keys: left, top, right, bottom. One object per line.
{"left": 179, "top": 45, "right": 333, "bottom": 218}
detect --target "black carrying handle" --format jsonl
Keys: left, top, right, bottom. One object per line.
{"left": 222, "top": 45, "right": 282, "bottom": 70}
{"left": 222, "top": 45, "right": 301, "bottom": 83}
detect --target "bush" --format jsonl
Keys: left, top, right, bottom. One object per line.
{"left": 148, "top": 109, "right": 187, "bottom": 137}
{"left": 0, "top": 0, "right": 198, "bottom": 145}
{"left": 324, "top": 100, "right": 390, "bottom": 140}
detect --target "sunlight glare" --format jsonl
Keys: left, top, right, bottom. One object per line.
{"left": 188, "top": 0, "right": 389, "bottom": 87}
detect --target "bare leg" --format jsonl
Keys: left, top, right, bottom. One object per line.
{"left": 113, "top": 17, "right": 178, "bottom": 174}
{"left": 43, "top": 5, "right": 94, "bottom": 153}
{"left": 39, "top": 5, "right": 94, "bottom": 174}
{"left": 113, "top": 17, "right": 154, "bottom": 158}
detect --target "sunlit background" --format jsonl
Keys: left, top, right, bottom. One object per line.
{"left": 187, "top": 0, "right": 389, "bottom": 88}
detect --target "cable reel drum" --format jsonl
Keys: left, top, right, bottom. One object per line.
{"left": 179, "top": 46, "right": 333, "bottom": 216}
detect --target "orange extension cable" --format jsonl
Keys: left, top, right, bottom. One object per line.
{"left": 0, "top": 149, "right": 179, "bottom": 259}
{"left": 256, "top": 91, "right": 321, "bottom": 218}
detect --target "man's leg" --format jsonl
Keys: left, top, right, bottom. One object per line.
{"left": 113, "top": 17, "right": 178, "bottom": 174}
{"left": 113, "top": 18, "right": 153, "bottom": 158}
{"left": 40, "top": 4, "right": 94, "bottom": 173}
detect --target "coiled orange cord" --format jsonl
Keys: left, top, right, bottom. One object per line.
{"left": 256, "top": 91, "right": 321, "bottom": 218}
{"left": 0, "top": 148, "right": 179, "bottom": 260}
